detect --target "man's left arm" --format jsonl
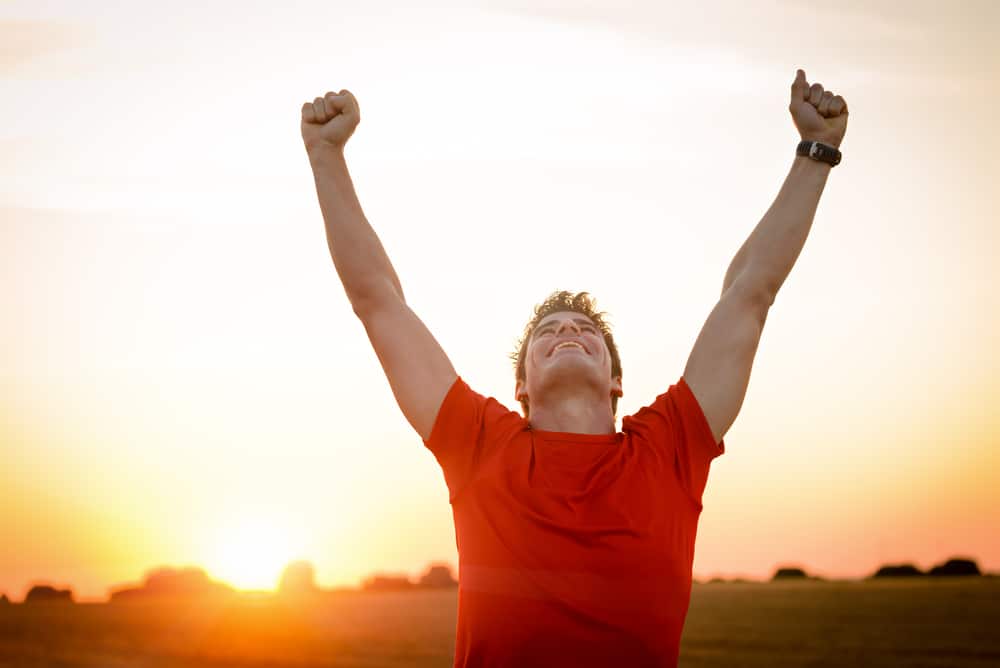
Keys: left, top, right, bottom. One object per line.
{"left": 683, "top": 68, "right": 849, "bottom": 444}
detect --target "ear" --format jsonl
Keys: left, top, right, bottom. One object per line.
{"left": 611, "top": 375, "right": 623, "bottom": 398}
{"left": 515, "top": 378, "right": 527, "bottom": 403}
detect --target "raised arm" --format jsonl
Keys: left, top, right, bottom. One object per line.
{"left": 683, "top": 69, "right": 848, "bottom": 444}
{"left": 301, "top": 90, "right": 457, "bottom": 440}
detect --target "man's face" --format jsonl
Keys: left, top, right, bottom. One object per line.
{"left": 515, "top": 311, "right": 622, "bottom": 409}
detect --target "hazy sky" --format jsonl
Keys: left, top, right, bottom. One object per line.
{"left": 2, "top": 0, "right": 998, "bottom": 601}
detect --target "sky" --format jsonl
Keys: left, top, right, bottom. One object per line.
{"left": 2, "top": 0, "right": 998, "bottom": 602}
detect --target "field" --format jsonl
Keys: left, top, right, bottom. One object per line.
{"left": 1, "top": 578, "right": 998, "bottom": 667}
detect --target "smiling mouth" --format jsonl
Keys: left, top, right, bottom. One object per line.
{"left": 548, "top": 342, "right": 588, "bottom": 357}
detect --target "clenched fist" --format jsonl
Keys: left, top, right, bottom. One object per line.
{"left": 301, "top": 89, "right": 360, "bottom": 152}
{"left": 789, "top": 69, "right": 847, "bottom": 149}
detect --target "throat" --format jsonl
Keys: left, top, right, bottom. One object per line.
{"left": 528, "top": 395, "right": 615, "bottom": 435}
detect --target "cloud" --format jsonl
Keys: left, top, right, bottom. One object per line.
{"left": 0, "top": 20, "right": 90, "bottom": 76}
{"left": 484, "top": 0, "right": 999, "bottom": 89}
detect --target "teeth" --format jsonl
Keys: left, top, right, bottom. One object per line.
{"left": 552, "top": 342, "right": 585, "bottom": 355}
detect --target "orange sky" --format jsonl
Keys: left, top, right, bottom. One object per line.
{"left": 2, "top": 1, "right": 998, "bottom": 602}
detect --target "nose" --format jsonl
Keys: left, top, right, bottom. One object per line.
{"left": 555, "top": 320, "right": 580, "bottom": 336}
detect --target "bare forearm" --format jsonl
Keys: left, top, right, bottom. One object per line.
{"left": 723, "top": 155, "right": 831, "bottom": 297}
{"left": 308, "top": 147, "right": 405, "bottom": 310}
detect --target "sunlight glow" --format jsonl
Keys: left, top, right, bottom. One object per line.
{"left": 1, "top": 0, "right": 997, "bottom": 602}
{"left": 205, "top": 516, "right": 306, "bottom": 591}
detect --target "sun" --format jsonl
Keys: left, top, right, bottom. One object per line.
{"left": 204, "top": 516, "right": 307, "bottom": 591}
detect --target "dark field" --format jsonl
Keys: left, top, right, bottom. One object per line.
{"left": 2, "top": 578, "right": 998, "bottom": 667}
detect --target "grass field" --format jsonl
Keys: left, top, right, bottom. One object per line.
{"left": 1, "top": 578, "right": 998, "bottom": 667}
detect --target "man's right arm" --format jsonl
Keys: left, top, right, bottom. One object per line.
{"left": 302, "top": 90, "right": 457, "bottom": 441}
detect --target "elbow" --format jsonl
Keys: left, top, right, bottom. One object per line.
{"left": 745, "top": 278, "right": 778, "bottom": 311}
{"left": 349, "top": 279, "right": 405, "bottom": 319}
{"left": 725, "top": 273, "right": 778, "bottom": 321}
{"left": 350, "top": 295, "right": 384, "bottom": 321}
{"left": 723, "top": 266, "right": 778, "bottom": 306}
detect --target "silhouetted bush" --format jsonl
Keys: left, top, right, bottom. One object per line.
{"left": 279, "top": 561, "right": 319, "bottom": 595}
{"left": 110, "top": 566, "right": 234, "bottom": 602}
{"left": 772, "top": 567, "right": 808, "bottom": 580}
{"left": 873, "top": 563, "right": 924, "bottom": 578}
{"left": 25, "top": 585, "right": 73, "bottom": 603}
{"left": 362, "top": 574, "right": 414, "bottom": 592}
{"left": 871, "top": 558, "right": 983, "bottom": 578}
{"left": 928, "top": 558, "right": 981, "bottom": 576}
{"left": 418, "top": 563, "right": 457, "bottom": 588}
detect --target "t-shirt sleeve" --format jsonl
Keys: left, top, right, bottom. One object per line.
{"left": 422, "top": 375, "right": 524, "bottom": 503}
{"left": 623, "top": 376, "right": 725, "bottom": 508}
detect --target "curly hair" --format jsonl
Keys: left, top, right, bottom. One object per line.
{"left": 509, "top": 290, "right": 622, "bottom": 418}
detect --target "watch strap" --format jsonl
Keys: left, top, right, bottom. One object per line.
{"left": 796, "top": 140, "right": 841, "bottom": 166}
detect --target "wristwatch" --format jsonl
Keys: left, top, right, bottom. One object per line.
{"left": 796, "top": 140, "right": 841, "bottom": 167}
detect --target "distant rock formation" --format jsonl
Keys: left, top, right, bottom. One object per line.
{"left": 418, "top": 563, "right": 457, "bottom": 588}
{"left": 1, "top": 593, "right": 11, "bottom": 605}
{"left": 362, "top": 574, "right": 414, "bottom": 592}
{"left": 928, "top": 558, "right": 981, "bottom": 576}
{"left": 772, "top": 567, "right": 809, "bottom": 580}
{"left": 873, "top": 563, "right": 924, "bottom": 577}
{"left": 109, "top": 566, "right": 234, "bottom": 602}
{"left": 25, "top": 585, "right": 74, "bottom": 604}
{"left": 279, "top": 561, "right": 319, "bottom": 596}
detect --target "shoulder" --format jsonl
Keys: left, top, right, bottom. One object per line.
{"left": 424, "top": 376, "right": 525, "bottom": 446}
{"left": 622, "top": 378, "right": 724, "bottom": 451}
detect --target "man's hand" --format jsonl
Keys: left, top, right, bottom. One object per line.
{"left": 301, "top": 89, "right": 360, "bottom": 153}
{"left": 789, "top": 69, "right": 848, "bottom": 149}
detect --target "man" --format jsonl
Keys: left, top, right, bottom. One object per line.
{"left": 300, "top": 68, "right": 847, "bottom": 667}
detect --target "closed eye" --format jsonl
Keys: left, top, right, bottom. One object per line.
{"left": 534, "top": 323, "right": 598, "bottom": 338}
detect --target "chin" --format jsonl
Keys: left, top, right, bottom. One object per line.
{"left": 539, "top": 362, "right": 605, "bottom": 385}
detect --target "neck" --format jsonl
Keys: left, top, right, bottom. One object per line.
{"left": 527, "top": 390, "right": 615, "bottom": 435}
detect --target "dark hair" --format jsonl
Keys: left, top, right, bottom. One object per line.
{"left": 509, "top": 290, "right": 622, "bottom": 418}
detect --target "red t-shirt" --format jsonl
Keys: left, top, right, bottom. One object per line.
{"left": 423, "top": 375, "right": 725, "bottom": 668}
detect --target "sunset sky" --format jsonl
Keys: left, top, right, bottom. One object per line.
{"left": 2, "top": 0, "right": 998, "bottom": 602}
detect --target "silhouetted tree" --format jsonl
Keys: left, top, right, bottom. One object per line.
{"left": 418, "top": 563, "right": 458, "bottom": 588}
{"left": 25, "top": 585, "right": 73, "bottom": 604}
{"left": 928, "top": 558, "right": 981, "bottom": 576}
{"left": 279, "top": 561, "right": 319, "bottom": 595}
{"left": 0, "top": 593, "right": 10, "bottom": 605}
{"left": 109, "top": 566, "right": 234, "bottom": 602}
{"left": 772, "top": 567, "right": 808, "bottom": 580}
{"left": 872, "top": 563, "right": 924, "bottom": 578}
{"left": 362, "top": 574, "right": 414, "bottom": 592}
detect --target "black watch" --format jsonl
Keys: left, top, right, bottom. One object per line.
{"left": 796, "top": 140, "right": 841, "bottom": 166}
